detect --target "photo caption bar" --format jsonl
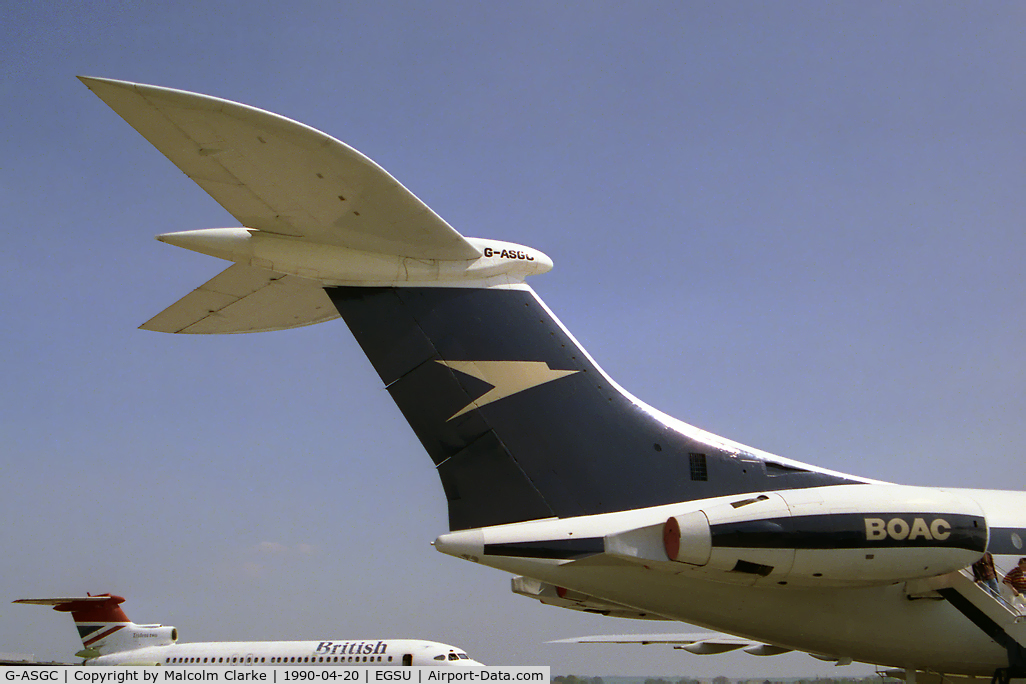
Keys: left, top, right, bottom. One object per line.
{"left": 1, "top": 667, "right": 550, "bottom": 684}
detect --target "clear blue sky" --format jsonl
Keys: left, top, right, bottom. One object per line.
{"left": 2, "top": 1, "right": 1024, "bottom": 676}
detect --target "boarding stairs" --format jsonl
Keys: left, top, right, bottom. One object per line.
{"left": 907, "top": 569, "right": 1026, "bottom": 682}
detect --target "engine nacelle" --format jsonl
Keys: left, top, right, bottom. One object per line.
{"left": 660, "top": 485, "right": 987, "bottom": 587}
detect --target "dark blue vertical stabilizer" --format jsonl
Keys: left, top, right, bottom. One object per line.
{"left": 328, "top": 286, "right": 855, "bottom": 531}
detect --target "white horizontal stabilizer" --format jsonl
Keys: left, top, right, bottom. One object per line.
{"left": 13, "top": 597, "right": 109, "bottom": 606}
{"left": 141, "top": 264, "right": 338, "bottom": 334}
{"left": 78, "top": 76, "right": 480, "bottom": 261}
{"left": 81, "top": 77, "right": 559, "bottom": 333}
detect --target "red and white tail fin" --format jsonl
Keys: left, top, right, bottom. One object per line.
{"left": 14, "top": 593, "right": 177, "bottom": 659}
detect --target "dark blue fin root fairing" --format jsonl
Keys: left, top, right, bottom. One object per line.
{"left": 327, "top": 286, "right": 856, "bottom": 531}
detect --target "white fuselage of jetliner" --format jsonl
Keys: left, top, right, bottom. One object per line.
{"left": 87, "top": 639, "right": 480, "bottom": 666}
{"left": 436, "top": 485, "right": 1026, "bottom": 675}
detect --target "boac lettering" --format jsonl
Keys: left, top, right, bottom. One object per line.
{"left": 864, "top": 517, "right": 952, "bottom": 542}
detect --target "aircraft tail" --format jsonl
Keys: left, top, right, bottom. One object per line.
{"left": 328, "top": 285, "right": 855, "bottom": 531}
{"left": 14, "top": 594, "right": 177, "bottom": 658}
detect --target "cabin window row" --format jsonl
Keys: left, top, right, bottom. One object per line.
{"left": 165, "top": 655, "right": 393, "bottom": 664}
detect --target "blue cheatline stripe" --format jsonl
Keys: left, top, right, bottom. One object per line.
{"left": 988, "top": 528, "right": 1026, "bottom": 556}
{"left": 712, "top": 513, "right": 987, "bottom": 552}
{"left": 483, "top": 538, "right": 605, "bottom": 560}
